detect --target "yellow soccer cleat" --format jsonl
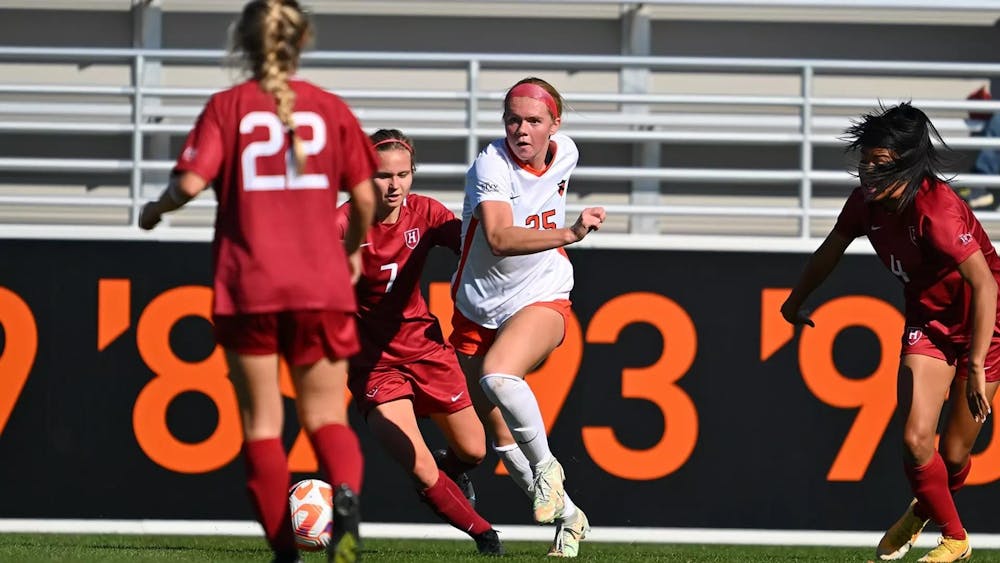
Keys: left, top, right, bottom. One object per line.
{"left": 547, "top": 508, "right": 589, "bottom": 558}
{"left": 877, "top": 499, "right": 929, "bottom": 560}
{"left": 916, "top": 532, "right": 971, "bottom": 563}
{"left": 532, "top": 457, "right": 566, "bottom": 524}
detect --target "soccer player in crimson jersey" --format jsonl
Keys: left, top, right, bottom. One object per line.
{"left": 782, "top": 103, "right": 999, "bottom": 563}
{"left": 333, "top": 129, "right": 503, "bottom": 555}
{"left": 138, "top": 2, "right": 375, "bottom": 562}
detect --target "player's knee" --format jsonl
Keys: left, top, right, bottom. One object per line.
{"left": 902, "top": 427, "right": 936, "bottom": 462}
{"left": 298, "top": 409, "right": 346, "bottom": 434}
{"left": 456, "top": 442, "right": 487, "bottom": 466}
{"left": 479, "top": 373, "right": 521, "bottom": 404}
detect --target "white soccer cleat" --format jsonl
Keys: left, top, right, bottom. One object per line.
{"left": 547, "top": 508, "right": 589, "bottom": 558}
{"left": 532, "top": 457, "right": 566, "bottom": 524}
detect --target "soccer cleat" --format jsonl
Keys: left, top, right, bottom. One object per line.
{"left": 532, "top": 457, "right": 566, "bottom": 524}
{"left": 327, "top": 484, "right": 361, "bottom": 563}
{"left": 472, "top": 528, "right": 505, "bottom": 556}
{"left": 547, "top": 508, "right": 589, "bottom": 558}
{"left": 433, "top": 449, "right": 477, "bottom": 509}
{"left": 877, "top": 499, "right": 929, "bottom": 560}
{"left": 916, "top": 532, "right": 971, "bottom": 562}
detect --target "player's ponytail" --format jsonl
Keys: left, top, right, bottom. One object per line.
{"left": 233, "top": 0, "right": 312, "bottom": 174}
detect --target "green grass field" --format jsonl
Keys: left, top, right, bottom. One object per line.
{"left": 1, "top": 534, "right": 997, "bottom": 562}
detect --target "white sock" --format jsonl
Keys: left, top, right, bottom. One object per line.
{"left": 561, "top": 492, "right": 577, "bottom": 519}
{"left": 479, "top": 374, "right": 554, "bottom": 467}
{"left": 493, "top": 442, "right": 534, "bottom": 497}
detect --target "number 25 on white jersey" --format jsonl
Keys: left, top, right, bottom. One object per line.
{"left": 239, "top": 111, "right": 329, "bottom": 191}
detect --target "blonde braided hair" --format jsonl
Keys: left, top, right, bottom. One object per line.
{"left": 233, "top": 0, "right": 312, "bottom": 173}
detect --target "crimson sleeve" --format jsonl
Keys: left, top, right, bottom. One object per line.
{"left": 427, "top": 197, "right": 461, "bottom": 253}
{"left": 173, "top": 97, "right": 224, "bottom": 182}
{"left": 333, "top": 202, "right": 351, "bottom": 240}
{"left": 832, "top": 188, "right": 866, "bottom": 240}
{"left": 922, "top": 196, "right": 980, "bottom": 267}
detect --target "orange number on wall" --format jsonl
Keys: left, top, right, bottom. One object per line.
{"left": 798, "top": 295, "right": 902, "bottom": 481}
{"left": 582, "top": 292, "right": 699, "bottom": 480}
{"left": 0, "top": 287, "right": 37, "bottom": 437}
{"left": 132, "top": 286, "right": 242, "bottom": 473}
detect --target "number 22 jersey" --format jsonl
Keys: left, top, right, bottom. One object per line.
{"left": 173, "top": 78, "right": 376, "bottom": 316}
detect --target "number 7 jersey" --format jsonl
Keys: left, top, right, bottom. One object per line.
{"left": 452, "top": 133, "right": 578, "bottom": 329}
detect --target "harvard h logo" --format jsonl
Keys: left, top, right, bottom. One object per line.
{"left": 404, "top": 228, "right": 420, "bottom": 249}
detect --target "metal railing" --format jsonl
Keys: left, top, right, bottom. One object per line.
{"left": 2, "top": 46, "right": 1000, "bottom": 249}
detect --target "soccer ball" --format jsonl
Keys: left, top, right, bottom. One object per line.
{"left": 288, "top": 478, "right": 333, "bottom": 552}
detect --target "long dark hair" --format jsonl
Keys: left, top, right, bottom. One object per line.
{"left": 844, "top": 102, "right": 954, "bottom": 209}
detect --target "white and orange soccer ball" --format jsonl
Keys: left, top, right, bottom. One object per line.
{"left": 288, "top": 478, "right": 334, "bottom": 551}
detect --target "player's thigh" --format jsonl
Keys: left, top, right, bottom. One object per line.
{"left": 483, "top": 306, "right": 564, "bottom": 376}
{"left": 430, "top": 406, "right": 487, "bottom": 463}
{"left": 225, "top": 349, "right": 283, "bottom": 440}
{"left": 368, "top": 399, "right": 438, "bottom": 486}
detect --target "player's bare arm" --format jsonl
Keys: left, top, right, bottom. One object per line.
{"left": 781, "top": 230, "right": 852, "bottom": 327}
{"left": 957, "top": 250, "right": 998, "bottom": 422}
{"left": 477, "top": 200, "right": 604, "bottom": 256}
{"left": 139, "top": 171, "right": 209, "bottom": 230}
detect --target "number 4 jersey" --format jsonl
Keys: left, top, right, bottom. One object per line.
{"left": 335, "top": 194, "right": 461, "bottom": 368}
{"left": 174, "top": 79, "right": 377, "bottom": 316}
{"left": 452, "top": 133, "right": 579, "bottom": 329}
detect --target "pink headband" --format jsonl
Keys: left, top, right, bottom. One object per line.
{"left": 372, "top": 138, "right": 413, "bottom": 153}
{"left": 505, "top": 83, "right": 560, "bottom": 118}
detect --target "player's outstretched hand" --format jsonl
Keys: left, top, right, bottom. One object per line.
{"left": 570, "top": 207, "right": 606, "bottom": 241}
{"left": 780, "top": 298, "right": 815, "bottom": 327}
{"left": 139, "top": 202, "right": 162, "bottom": 231}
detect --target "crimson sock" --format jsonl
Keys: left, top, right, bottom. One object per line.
{"left": 439, "top": 447, "right": 480, "bottom": 477}
{"left": 422, "top": 470, "right": 491, "bottom": 536}
{"left": 309, "top": 423, "right": 364, "bottom": 493}
{"left": 949, "top": 459, "right": 972, "bottom": 493}
{"left": 905, "top": 453, "right": 966, "bottom": 539}
{"left": 243, "top": 438, "right": 296, "bottom": 553}
{"left": 914, "top": 459, "right": 973, "bottom": 520}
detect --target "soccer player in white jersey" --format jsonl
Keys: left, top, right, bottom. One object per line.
{"left": 449, "top": 76, "right": 605, "bottom": 558}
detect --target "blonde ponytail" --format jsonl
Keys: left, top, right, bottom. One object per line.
{"left": 234, "top": 0, "right": 311, "bottom": 174}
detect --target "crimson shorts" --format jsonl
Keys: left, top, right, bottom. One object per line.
{"left": 900, "top": 325, "right": 1000, "bottom": 382}
{"left": 213, "top": 310, "right": 359, "bottom": 367}
{"left": 448, "top": 299, "right": 572, "bottom": 357}
{"left": 348, "top": 344, "right": 473, "bottom": 418}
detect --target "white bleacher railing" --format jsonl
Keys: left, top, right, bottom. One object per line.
{"left": 1, "top": 46, "right": 1000, "bottom": 248}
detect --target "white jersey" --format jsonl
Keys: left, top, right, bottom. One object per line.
{"left": 452, "top": 133, "right": 578, "bottom": 329}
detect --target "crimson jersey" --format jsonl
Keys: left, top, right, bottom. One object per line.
{"left": 335, "top": 193, "right": 461, "bottom": 367}
{"left": 834, "top": 179, "right": 1000, "bottom": 341}
{"left": 174, "top": 78, "right": 377, "bottom": 315}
